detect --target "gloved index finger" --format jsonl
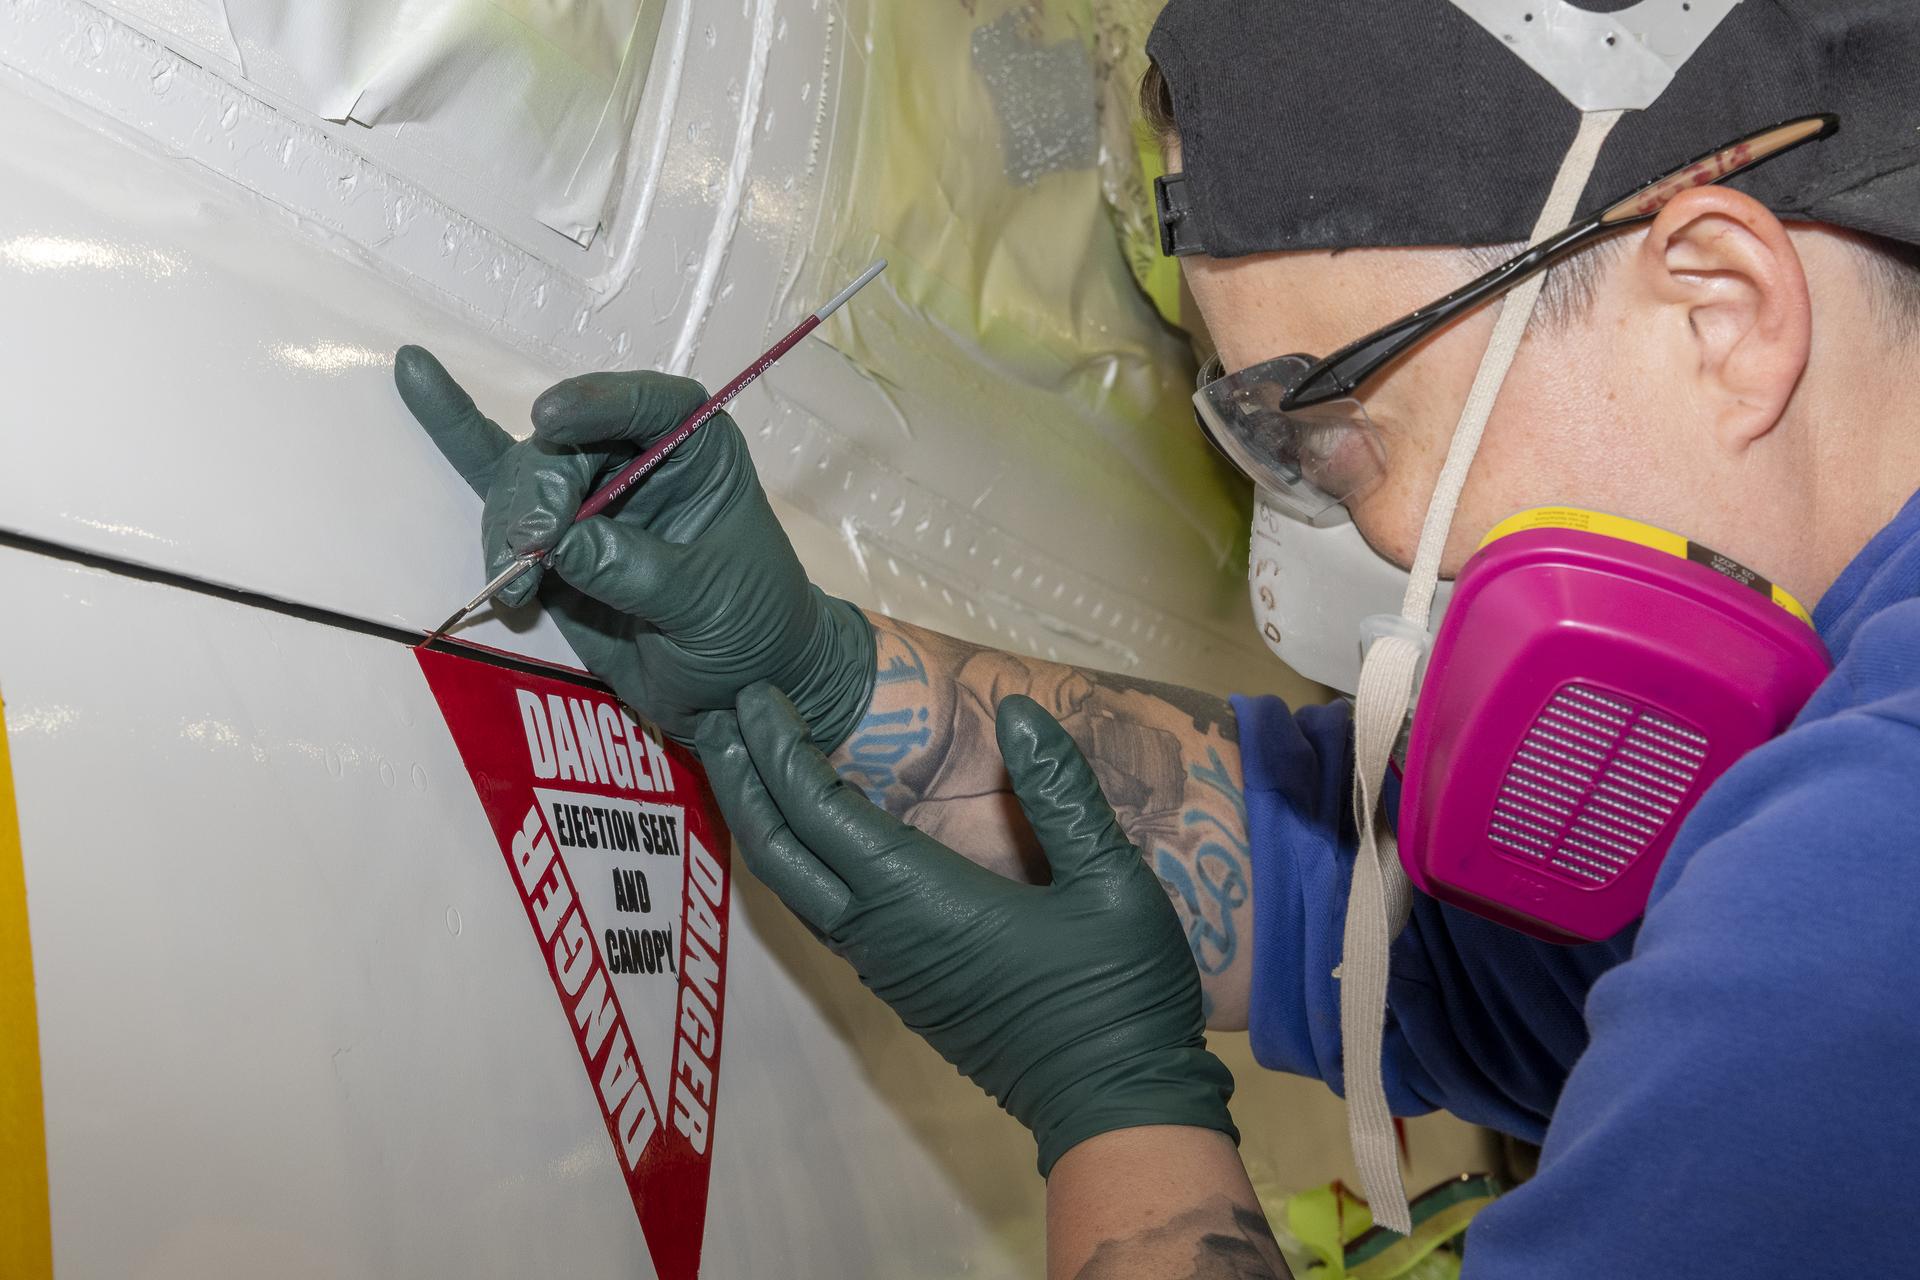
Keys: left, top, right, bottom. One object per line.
{"left": 995, "top": 694, "right": 1133, "bottom": 888}
{"left": 732, "top": 682, "right": 911, "bottom": 896}
{"left": 531, "top": 370, "right": 712, "bottom": 450}
{"left": 393, "top": 345, "right": 516, "bottom": 497}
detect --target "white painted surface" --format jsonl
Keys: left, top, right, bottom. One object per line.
{"left": 3, "top": 551, "right": 643, "bottom": 1277}
{"left": 0, "top": 548, "right": 1038, "bottom": 1276}
{"left": 0, "top": 33, "right": 576, "bottom": 665}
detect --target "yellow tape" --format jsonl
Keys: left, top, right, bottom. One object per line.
{"left": 0, "top": 689, "right": 52, "bottom": 1277}
{"left": 1482, "top": 506, "right": 1814, "bottom": 626}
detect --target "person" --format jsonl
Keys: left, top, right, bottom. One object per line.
{"left": 394, "top": 1, "right": 1920, "bottom": 1273}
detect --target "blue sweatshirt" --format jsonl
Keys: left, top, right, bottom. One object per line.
{"left": 1233, "top": 491, "right": 1920, "bottom": 1275}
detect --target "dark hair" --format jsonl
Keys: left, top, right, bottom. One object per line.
{"left": 1139, "top": 60, "right": 1177, "bottom": 139}
{"left": 1856, "top": 234, "right": 1920, "bottom": 344}
{"left": 1464, "top": 231, "right": 1920, "bottom": 340}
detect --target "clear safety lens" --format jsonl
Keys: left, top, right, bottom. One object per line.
{"left": 1193, "top": 353, "right": 1387, "bottom": 525}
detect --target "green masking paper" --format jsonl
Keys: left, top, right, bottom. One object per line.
{"left": 806, "top": 0, "right": 1245, "bottom": 566}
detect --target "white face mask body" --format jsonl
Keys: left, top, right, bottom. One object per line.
{"left": 1248, "top": 497, "right": 1455, "bottom": 698}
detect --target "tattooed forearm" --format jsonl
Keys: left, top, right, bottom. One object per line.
{"left": 829, "top": 612, "right": 1256, "bottom": 1027}
{"left": 1073, "top": 1197, "right": 1291, "bottom": 1280}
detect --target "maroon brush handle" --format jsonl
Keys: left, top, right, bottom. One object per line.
{"left": 574, "top": 313, "right": 822, "bottom": 522}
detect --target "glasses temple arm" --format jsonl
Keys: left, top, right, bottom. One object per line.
{"left": 1281, "top": 114, "right": 1838, "bottom": 410}
{"left": 1282, "top": 219, "right": 1603, "bottom": 408}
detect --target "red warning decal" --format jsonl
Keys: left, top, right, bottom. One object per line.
{"left": 418, "top": 648, "right": 728, "bottom": 1280}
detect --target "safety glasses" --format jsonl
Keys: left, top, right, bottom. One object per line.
{"left": 1190, "top": 114, "right": 1838, "bottom": 525}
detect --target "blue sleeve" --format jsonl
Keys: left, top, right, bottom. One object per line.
{"left": 1231, "top": 694, "right": 1631, "bottom": 1140}
{"left": 1461, "top": 706, "right": 1920, "bottom": 1275}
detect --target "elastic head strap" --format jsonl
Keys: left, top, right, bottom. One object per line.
{"left": 1339, "top": 107, "right": 1624, "bottom": 1235}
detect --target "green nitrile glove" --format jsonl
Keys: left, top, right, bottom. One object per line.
{"left": 393, "top": 346, "right": 876, "bottom": 749}
{"left": 696, "top": 682, "right": 1238, "bottom": 1176}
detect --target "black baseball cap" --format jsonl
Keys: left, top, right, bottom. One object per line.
{"left": 1147, "top": 0, "right": 1920, "bottom": 258}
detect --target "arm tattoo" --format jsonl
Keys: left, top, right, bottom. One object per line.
{"left": 833, "top": 622, "right": 936, "bottom": 816}
{"left": 1074, "top": 1198, "right": 1292, "bottom": 1279}
{"left": 1078, "top": 669, "right": 1239, "bottom": 742}
{"left": 829, "top": 614, "right": 1256, "bottom": 1019}
{"left": 1154, "top": 747, "right": 1250, "bottom": 979}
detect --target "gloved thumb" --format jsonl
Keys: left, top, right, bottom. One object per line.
{"left": 995, "top": 695, "right": 1132, "bottom": 887}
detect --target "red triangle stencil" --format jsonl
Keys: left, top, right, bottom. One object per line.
{"left": 418, "top": 648, "right": 729, "bottom": 1280}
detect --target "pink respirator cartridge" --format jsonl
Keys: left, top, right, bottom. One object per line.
{"left": 1395, "top": 508, "right": 1832, "bottom": 944}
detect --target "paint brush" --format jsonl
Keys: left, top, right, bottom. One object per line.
{"left": 424, "top": 259, "right": 888, "bottom": 643}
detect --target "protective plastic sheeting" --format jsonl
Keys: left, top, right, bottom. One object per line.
{"left": 812, "top": 0, "right": 1237, "bottom": 562}
{"left": 101, "top": 0, "right": 666, "bottom": 244}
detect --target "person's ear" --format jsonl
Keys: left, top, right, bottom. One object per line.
{"left": 1630, "top": 187, "right": 1811, "bottom": 453}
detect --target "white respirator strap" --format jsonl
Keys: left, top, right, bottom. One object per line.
{"left": 1340, "top": 107, "right": 1623, "bottom": 1234}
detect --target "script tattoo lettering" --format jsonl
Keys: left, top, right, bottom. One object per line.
{"left": 1155, "top": 748, "right": 1251, "bottom": 976}
{"left": 835, "top": 626, "right": 933, "bottom": 815}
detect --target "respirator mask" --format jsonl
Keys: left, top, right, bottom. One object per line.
{"left": 1157, "top": 26, "right": 1839, "bottom": 1222}
{"left": 1195, "top": 98, "right": 1835, "bottom": 939}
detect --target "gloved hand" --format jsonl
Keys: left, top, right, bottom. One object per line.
{"left": 697, "top": 682, "right": 1238, "bottom": 1176}
{"left": 393, "top": 346, "right": 875, "bottom": 749}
